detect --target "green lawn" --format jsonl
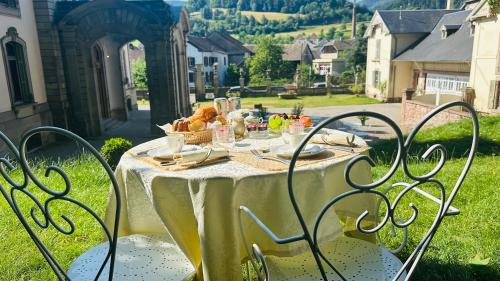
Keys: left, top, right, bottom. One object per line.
{"left": 0, "top": 116, "right": 498, "bottom": 280}
{"left": 199, "top": 94, "right": 381, "bottom": 109}
{"left": 274, "top": 21, "right": 369, "bottom": 39}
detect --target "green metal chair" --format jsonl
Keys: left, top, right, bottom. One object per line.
{"left": 0, "top": 127, "right": 195, "bottom": 281}
{"left": 239, "top": 101, "right": 479, "bottom": 281}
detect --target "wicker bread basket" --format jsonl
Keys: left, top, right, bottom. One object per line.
{"left": 170, "top": 129, "right": 213, "bottom": 144}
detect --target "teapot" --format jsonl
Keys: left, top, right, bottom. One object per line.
{"left": 231, "top": 114, "right": 246, "bottom": 138}
{"left": 244, "top": 111, "right": 263, "bottom": 125}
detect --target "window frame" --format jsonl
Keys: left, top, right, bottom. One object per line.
{"left": 373, "top": 70, "right": 380, "bottom": 87}
{"left": 0, "top": 0, "right": 20, "bottom": 17}
{"left": 1, "top": 27, "right": 34, "bottom": 107}
{"left": 374, "top": 39, "right": 381, "bottom": 61}
{"left": 188, "top": 57, "right": 195, "bottom": 68}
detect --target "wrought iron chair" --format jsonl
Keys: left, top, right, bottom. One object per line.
{"left": 0, "top": 127, "right": 195, "bottom": 281}
{"left": 239, "top": 101, "right": 479, "bottom": 280}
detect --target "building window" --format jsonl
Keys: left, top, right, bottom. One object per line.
{"left": 0, "top": 0, "right": 20, "bottom": 17}
{"left": 424, "top": 73, "right": 469, "bottom": 96}
{"left": 209, "top": 56, "right": 218, "bottom": 66}
{"left": 374, "top": 39, "right": 381, "bottom": 60}
{"left": 204, "top": 56, "right": 209, "bottom": 67}
{"left": 1, "top": 27, "right": 34, "bottom": 106}
{"left": 319, "top": 64, "right": 331, "bottom": 75}
{"left": 188, "top": 57, "right": 195, "bottom": 67}
{"left": 188, "top": 72, "right": 194, "bottom": 83}
{"left": 372, "top": 70, "right": 380, "bottom": 86}
{"left": 224, "top": 57, "right": 227, "bottom": 66}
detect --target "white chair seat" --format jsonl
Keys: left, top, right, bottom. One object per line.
{"left": 264, "top": 236, "right": 406, "bottom": 281}
{"left": 67, "top": 234, "right": 195, "bottom": 281}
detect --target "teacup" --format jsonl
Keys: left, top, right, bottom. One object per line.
{"left": 165, "top": 134, "right": 185, "bottom": 153}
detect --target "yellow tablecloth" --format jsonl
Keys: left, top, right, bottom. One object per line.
{"left": 104, "top": 133, "right": 375, "bottom": 281}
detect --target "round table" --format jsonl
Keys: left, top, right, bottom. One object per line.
{"left": 104, "top": 130, "right": 375, "bottom": 281}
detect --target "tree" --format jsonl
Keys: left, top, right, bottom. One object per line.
{"left": 225, "top": 64, "right": 241, "bottom": 86}
{"left": 245, "top": 36, "right": 286, "bottom": 83}
{"left": 326, "top": 27, "right": 337, "bottom": 40}
{"left": 187, "top": 0, "right": 208, "bottom": 12}
{"left": 319, "top": 29, "right": 325, "bottom": 40}
{"left": 345, "top": 28, "right": 368, "bottom": 70}
{"left": 132, "top": 59, "right": 148, "bottom": 89}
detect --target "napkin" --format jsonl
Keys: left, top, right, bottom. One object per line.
{"left": 311, "top": 132, "right": 364, "bottom": 147}
{"left": 173, "top": 148, "right": 229, "bottom": 164}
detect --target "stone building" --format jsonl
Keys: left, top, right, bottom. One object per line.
{"left": 312, "top": 39, "right": 354, "bottom": 76}
{"left": 0, "top": 0, "right": 191, "bottom": 150}
{"left": 0, "top": 1, "right": 52, "bottom": 151}
{"left": 364, "top": 9, "right": 457, "bottom": 102}
{"left": 468, "top": 0, "right": 500, "bottom": 113}
{"left": 394, "top": 9, "right": 474, "bottom": 106}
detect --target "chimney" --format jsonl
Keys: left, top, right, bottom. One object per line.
{"left": 447, "top": 0, "right": 454, "bottom": 9}
{"left": 351, "top": 0, "right": 357, "bottom": 39}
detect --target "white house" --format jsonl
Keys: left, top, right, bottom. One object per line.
{"left": 187, "top": 31, "right": 252, "bottom": 88}
{"left": 187, "top": 35, "right": 229, "bottom": 87}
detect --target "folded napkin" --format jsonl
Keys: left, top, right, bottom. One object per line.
{"left": 311, "top": 132, "right": 364, "bottom": 147}
{"left": 173, "top": 148, "right": 229, "bottom": 164}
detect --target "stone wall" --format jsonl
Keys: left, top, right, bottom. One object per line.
{"left": 401, "top": 90, "right": 470, "bottom": 128}
{"left": 0, "top": 103, "right": 53, "bottom": 154}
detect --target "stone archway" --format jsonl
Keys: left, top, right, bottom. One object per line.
{"left": 55, "top": 0, "right": 190, "bottom": 136}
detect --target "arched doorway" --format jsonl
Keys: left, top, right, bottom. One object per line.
{"left": 55, "top": 0, "right": 190, "bottom": 137}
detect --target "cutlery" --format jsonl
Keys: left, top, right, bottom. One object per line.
{"left": 250, "top": 149, "right": 290, "bottom": 165}
{"left": 330, "top": 146, "right": 355, "bottom": 153}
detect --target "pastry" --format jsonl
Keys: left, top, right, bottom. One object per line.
{"left": 188, "top": 119, "right": 206, "bottom": 132}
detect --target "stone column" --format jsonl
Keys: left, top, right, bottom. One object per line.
{"left": 464, "top": 87, "right": 476, "bottom": 108}
{"left": 239, "top": 68, "right": 245, "bottom": 96}
{"left": 326, "top": 73, "right": 331, "bottom": 95}
{"left": 195, "top": 64, "right": 205, "bottom": 97}
{"left": 213, "top": 62, "right": 219, "bottom": 96}
{"left": 401, "top": 88, "right": 415, "bottom": 126}
{"left": 417, "top": 70, "right": 426, "bottom": 94}
{"left": 145, "top": 40, "right": 178, "bottom": 135}
{"left": 33, "top": 0, "right": 69, "bottom": 130}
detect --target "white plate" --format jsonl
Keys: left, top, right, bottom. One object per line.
{"left": 271, "top": 144, "right": 327, "bottom": 159}
{"left": 147, "top": 145, "right": 201, "bottom": 159}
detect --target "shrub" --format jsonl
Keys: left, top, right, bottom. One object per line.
{"left": 100, "top": 137, "right": 133, "bottom": 169}
{"left": 349, "top": 84, "right": 364, "bottom": 96}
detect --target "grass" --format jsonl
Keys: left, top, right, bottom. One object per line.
{"left": 366, "top": 115, "right": 500, "bottom": 280}
{"left": 0, "top": 154, "right": 111, "bottom": 280}
{"left": 198, "top": 94, "right": 381, "bottom": 109}
{"left": 217, "top": 8, "right": 301, "bottom": 21}
{"left": 274, "top": 21, "right": 369, "bottom": 39}
{"left": 0, "top": 116, "right": 498, "bottom": 280}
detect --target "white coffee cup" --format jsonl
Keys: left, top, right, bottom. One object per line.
{"left": 165, "top": 135, "right": 184, "bottom": 153}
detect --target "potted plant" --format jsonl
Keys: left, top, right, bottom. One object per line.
{"left": 357, "top": 114, "right": 369, "bottom": 126}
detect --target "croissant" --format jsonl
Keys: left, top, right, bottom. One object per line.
{"left": 190, "top": 106, "right": 218, "bottom": 123}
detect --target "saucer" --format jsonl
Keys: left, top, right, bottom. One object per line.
{"left": 270, "top": 144, "right": 327, "bottom": 159}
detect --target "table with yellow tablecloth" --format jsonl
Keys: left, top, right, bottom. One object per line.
{"left": 104, "top": 130, "right": 375, "bottom": 281}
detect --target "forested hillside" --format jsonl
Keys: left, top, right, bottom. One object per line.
{"left": 360, "top": 0, "right": 466, "bottom": 9}
{"left": 187, "top": 0, "right": 372, "bottom": 38}
{"left": 188, "top": 0, "right": 362, "bottom": 13}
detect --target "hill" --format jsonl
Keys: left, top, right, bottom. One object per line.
{"left": 360, "top": 0, "right": 466, "bottom": 9}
